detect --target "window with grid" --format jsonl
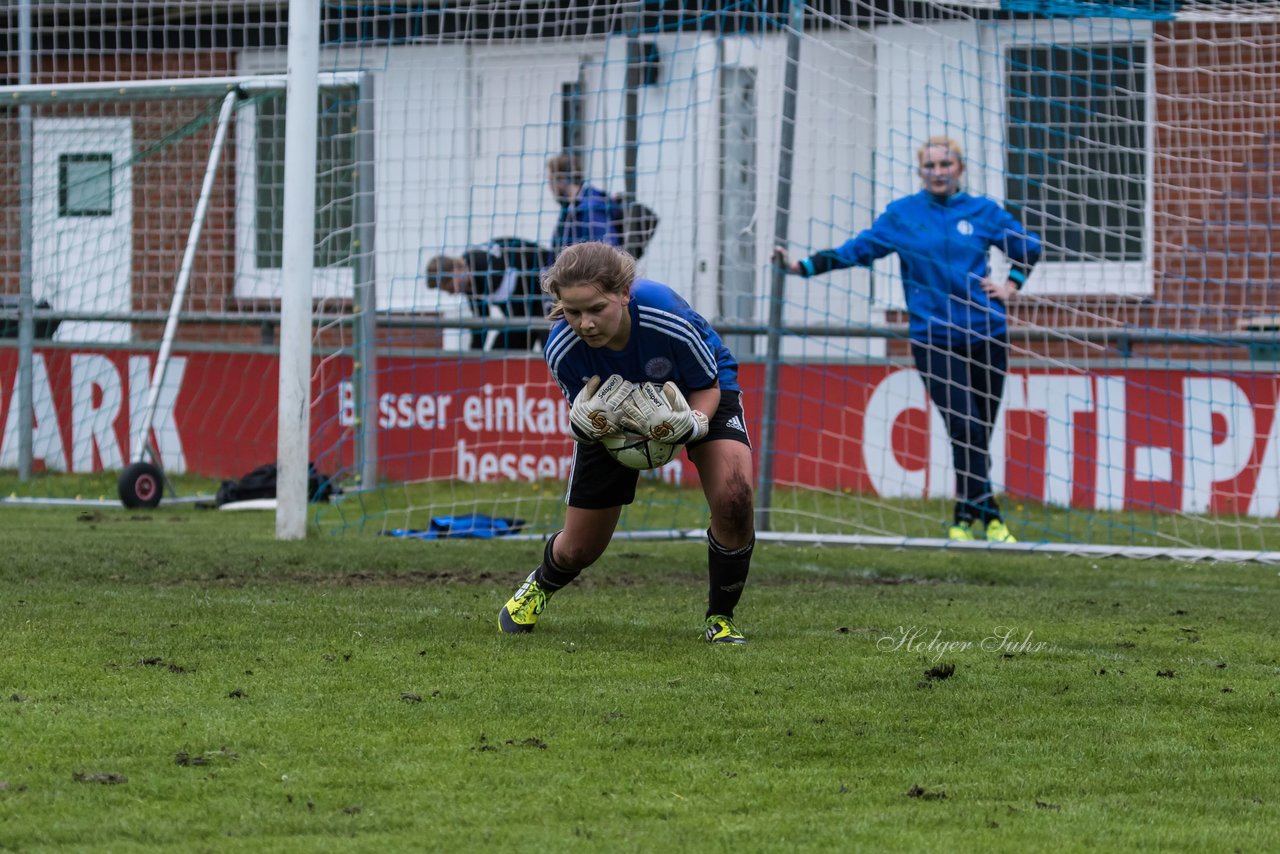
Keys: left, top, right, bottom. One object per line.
{"left": 1005, "top": 43, "right": 1147, "bottom": 264}
{"left": 254, "top": 86, "right": 357, "bottom": 269}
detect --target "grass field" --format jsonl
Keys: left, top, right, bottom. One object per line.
{"left": 7, "top": 469, "right": 1280, "bottom": 554}
{"left": 1, "top": 497, "right": 1278, "bottom": 852}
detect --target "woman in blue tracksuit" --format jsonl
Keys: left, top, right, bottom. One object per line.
{"left": 774, "top": 136, "right": 1042, "bottom": 542}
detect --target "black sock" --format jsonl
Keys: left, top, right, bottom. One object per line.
{"left": 706, "top": 529, "right": 753, "bottom": 619}
{"left": 533, "top": 532, "right": 580, "bottom": 593}
{"left": 983, "top": 499, "right": 1002, "bottom": 526}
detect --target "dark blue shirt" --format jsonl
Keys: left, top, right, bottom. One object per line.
{"left": 551, "top": 185, "right": 620, "bottom": 254}
{"left": 543, "top": 279, "right": 740, "bottom": 401}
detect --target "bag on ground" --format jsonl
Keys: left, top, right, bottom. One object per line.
{"left": 215, "top": 462, "right": 339, "bottom": 506}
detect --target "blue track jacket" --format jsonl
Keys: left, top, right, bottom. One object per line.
{"left": 798, "top": 190, "right": 1041, "bottom": 346}
{"left": 551, "top": 185, "right": 620, "bottom": 254}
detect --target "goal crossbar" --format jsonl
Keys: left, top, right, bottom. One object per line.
{"left": 0, "top": 73, "right": 364, "bottom": 105}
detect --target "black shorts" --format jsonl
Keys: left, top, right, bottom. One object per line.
{"left": 566, "top": 390, "right": 752, "bottom": 509}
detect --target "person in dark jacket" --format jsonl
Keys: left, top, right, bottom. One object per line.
{"left": 546, "top": 153, "right": 620, "bottom": 254}
{"left": 774, "top": 136, "right": 1042, "bottom": 543}
{"left": 426, "top": 238, "right": 554, "bottom": 351}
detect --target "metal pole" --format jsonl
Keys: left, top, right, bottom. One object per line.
{"left": 130, "top": 92, "right": 238, "bottom": 463}
{"left": 353, "top": 72, "right": 378, "bottom": 490}
{"left": 0, "top": 73, "right": 363, "bottom": 104}
{"left": 276, "top": 0, "right": 319, "bottom": 540}
{"left": 17, "top": 0, "right": 34, "bottom": 480}
{"left": 624, "top": 40, "right": 642, "bottom": 198}
{"left": 755, "top": 0, "right": 804, "bottom": 533}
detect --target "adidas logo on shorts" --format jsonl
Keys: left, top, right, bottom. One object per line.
{"left": 726, "top": 415, "right": 746, "bottom": 433}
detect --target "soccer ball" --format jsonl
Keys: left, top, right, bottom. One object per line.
{"left": 600, "top": 431, "right": 684, "bottom": 471}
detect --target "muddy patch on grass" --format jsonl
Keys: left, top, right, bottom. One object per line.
{"left": 907, "top": 784, "right": 947, "bottom": 800}
{"left": 147, "top": 560, "right": 960, "bottom": 591}
{"left": 73, "top": 772, "right": 127, "bottom": 785}
{"left": 176, "top": 747, "right": 239, "bottom": 767}
{"left": 76, "top": 511, "right": 160, "bottom": 524}
{"left": 311, "top": 569, "right": 498, "bottom": 587}
{"left": 135, "top": 657, "right": 191, "bottom": 674}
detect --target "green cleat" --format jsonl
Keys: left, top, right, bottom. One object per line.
{"left": 704, "top": 614, "right": 748, "bottom": 645}
{"left": 947, "top": 521, "right": 975, "bottom": 541}
{"left": 498, "top": 574, "right": 548, "bottom": 634}
{"left": 986, "top": 519, "right": 1018, "bottom": 543}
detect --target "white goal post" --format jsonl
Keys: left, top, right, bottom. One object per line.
{"left": 276, "top": 0, "right": 320, "bottom": 541}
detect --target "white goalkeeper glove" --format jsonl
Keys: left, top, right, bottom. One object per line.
{"left": 568, "top": 374, "right": 635, "bottom": 443}
{"left": 620, "top": 381, "right": 709, "bottom": 445}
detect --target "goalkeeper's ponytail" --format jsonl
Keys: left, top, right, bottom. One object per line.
{"left": 541, "top": 242, "right": 637, "bottom": 321}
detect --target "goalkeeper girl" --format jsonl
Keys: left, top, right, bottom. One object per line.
{"left": 774, "top": 136, "right": 1041, "bottom": 542}
{"left": 498, "top": 241, "right": 755, "bottom": 644}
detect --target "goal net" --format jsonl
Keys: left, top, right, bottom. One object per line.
{"left": 2, "top": 2, "right": 1278, "bottom": 560}
{"left": 0, "top": 68, "right": 363, "bottom": 500}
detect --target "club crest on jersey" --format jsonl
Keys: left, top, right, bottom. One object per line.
{"left": 644, "top": 357, "right": 673, "bottom": 380}
{"left": 956, "top": 219, "right": 974, "bottom": 236}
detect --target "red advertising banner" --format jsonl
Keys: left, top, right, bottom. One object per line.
{"left": 3, "top": 350, "right": 1278, "bottom": 517}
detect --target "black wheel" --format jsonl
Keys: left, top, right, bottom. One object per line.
{"left": 118, "top": 461, "right": 164, "bottom": 509}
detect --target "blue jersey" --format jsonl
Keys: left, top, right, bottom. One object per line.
{"left": 543, "top": 279, "right": 740, "bottom": 401}
{"left": 551, "top": 185, "right": 620, "bottom": 254}
{"left": 802, "top": 190, "right": 1041, "bottom": 346}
